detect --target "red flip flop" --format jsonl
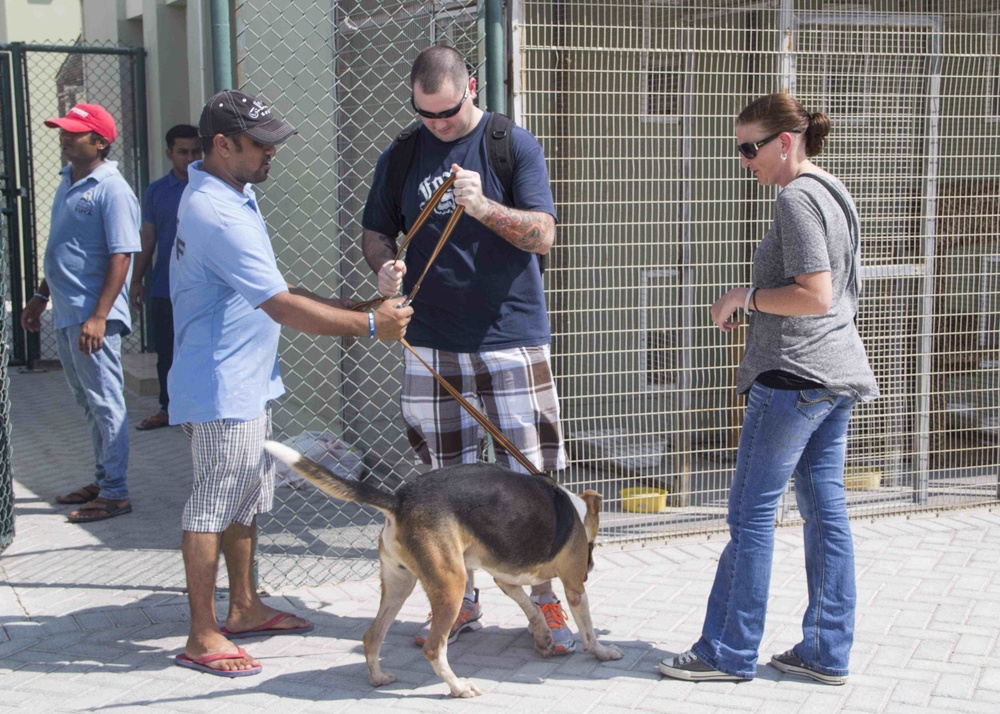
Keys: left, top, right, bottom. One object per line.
{"left": 219, "top": 612, "right": 314, "bottom": 639}
{"left": 174, "top": 646, "right": 262, "bottom": 677}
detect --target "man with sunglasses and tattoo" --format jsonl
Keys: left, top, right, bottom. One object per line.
{"left": 361, "top": 44, "right": 573, "bottom": 653}
{"left": 659, "top": 93, "right": 878, "bottom": 685}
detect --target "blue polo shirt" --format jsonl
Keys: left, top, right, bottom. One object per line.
{"left": 44, "top": 161, "right": 140, "bottom": 332}
{"left": 168, "top": 162, "right": 288, "bottom": 424}
{"left": 142, "top": 170, "right": 187, "bottom": 299}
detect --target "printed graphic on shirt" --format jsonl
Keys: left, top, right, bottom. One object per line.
{"left": 419, "top": 170, "right": 457, "bottom": 216}
{"left": 75, "top": 189, "right": 95, "bottom": 215}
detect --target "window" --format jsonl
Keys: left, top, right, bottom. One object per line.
{"left": 640, "top": 269, "right": 680, "bottom": 391}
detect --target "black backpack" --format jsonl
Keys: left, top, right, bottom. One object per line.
{"left": 385, "top": 112, "right": 515, "bottom": 236}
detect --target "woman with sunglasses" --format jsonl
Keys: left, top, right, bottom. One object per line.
{"left": 659, "top": 93, "right": 878, "bottom": 685}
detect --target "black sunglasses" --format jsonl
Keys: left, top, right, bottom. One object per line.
{"left": 410, "top": 87, "right": 469, "bottom": 120}
{"left": 737, "top": 129, "right": 801, "bottom": 159}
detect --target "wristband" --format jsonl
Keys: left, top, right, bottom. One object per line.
{"left": 33, "top": 292, "right": 49, "bottom": 302}
{"left": 744, "top": 287, "right": 756, "bottom": 313}
{"left": 752, "top": 288, "right": 760, "bottom": 312}
{"left": 368, "top": 311, "right": 376, "bottom": 339}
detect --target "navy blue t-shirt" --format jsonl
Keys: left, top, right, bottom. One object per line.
{"left": 362, "top": 112, "right": 557, "bottom": 352}
{"left": 142, "top": 171, "right": 186, "bottom": 299}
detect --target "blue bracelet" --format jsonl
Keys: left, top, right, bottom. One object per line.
{"left": 368, "top": 312, "right": 375, "bottom": 339}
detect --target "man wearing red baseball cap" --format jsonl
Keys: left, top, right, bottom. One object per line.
{"left": 43, "top": 103, "right": 118, "bottom": 143}
{"left": 22, "top": 103, "right": 140, "bottom": 523}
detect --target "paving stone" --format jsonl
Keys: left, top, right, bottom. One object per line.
{"left": 5, "top": 368, "right": 1000, "bottom": 712}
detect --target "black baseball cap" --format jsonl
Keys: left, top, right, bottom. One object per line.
{"left": 198, "top": 89, "right": 298, "bottom": 146}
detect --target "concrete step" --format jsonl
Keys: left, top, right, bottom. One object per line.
{"left": 122, "top": 352, "right": 159, "bottom": 397}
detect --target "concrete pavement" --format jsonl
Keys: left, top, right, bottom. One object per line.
{"left": 2, "top": 365, "right": 1000, "bottom": 712}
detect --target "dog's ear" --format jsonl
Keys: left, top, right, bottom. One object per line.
{"left": 579, "top": 489, "right": 603, "bottom": 515}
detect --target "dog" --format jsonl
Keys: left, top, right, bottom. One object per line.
{"left": 263, "top": 441, "right": 623, "bottom": 698}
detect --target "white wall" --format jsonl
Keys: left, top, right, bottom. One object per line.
{"left": 79, "top": 0, "right": 212, "bottom": 179}
{"left": 0, "top": 0, "right": 81, "bottom": 43}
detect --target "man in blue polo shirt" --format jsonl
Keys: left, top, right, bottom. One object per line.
{"left": 21, "top": 103, "right": 141, "bottom": 523}
{"left": 170, "top": 89, "right": 413, "bottom": 677}
{"left": 129, "top": 124, "right": 202, "bottom": 431}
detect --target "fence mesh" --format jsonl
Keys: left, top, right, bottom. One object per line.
{"left": 0, "top": 150, "right": 13, "bottom": 554}
{"left": 14, "top": 43, "right": 146, "bottom": 362}
{"left": 232, "top": 0, "right": 1000, "bottom": 590}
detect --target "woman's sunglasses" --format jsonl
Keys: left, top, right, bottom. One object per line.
{"left": 737, "top": 129, "right": 801, "bottom": 159}
{"left": 410, "top": 87, "right": 469, "bottom": 120}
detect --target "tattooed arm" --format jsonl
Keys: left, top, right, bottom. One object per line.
{"left": 450, "top": 163, "right": 555, "bottom": 255}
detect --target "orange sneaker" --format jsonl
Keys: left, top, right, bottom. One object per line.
{"left": 533, "top": 593, "right": 576, "bottom": 654}
{"left": 414, "top": 588, "right": 483, "bottom": 646}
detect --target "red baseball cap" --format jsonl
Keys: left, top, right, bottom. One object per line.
{"left": 44, "top": 103, "right": 118, "bottom": 142}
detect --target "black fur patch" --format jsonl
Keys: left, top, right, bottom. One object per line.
{"left": 395, "top": 463, "right": 578, "bottom": 568}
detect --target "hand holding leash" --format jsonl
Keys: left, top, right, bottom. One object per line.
{"left": 450, "top": 163, "right": 487, "bottom": 219}
{"left": 373, "top": 298, "right": 413, "bottom": 340}
{"left": 378, "top": 260, "right": 406, "bottom": 297}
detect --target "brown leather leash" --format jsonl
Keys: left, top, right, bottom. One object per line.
{"left": 353, "top": 172, "right": 546, "bottom": 477}
{"left": 353, "top": 173, "right": 464, "bottom": 312}
{"left": 399, "top": 337, "right": 544, "bottom": 476}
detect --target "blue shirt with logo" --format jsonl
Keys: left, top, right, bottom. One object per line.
{"left": 142, "top": 171, "right": 187, "bottom": 299}
{"left": 44, "top": 161, "right": 140, "bottom": 333}
{"left": 168, "top": 161, "right": 288, "bottom": 424}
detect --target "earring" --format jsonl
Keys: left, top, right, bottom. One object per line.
{"left": 780, "top": 151, "right": 788, "bottom": 161}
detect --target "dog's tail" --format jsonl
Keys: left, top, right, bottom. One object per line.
{"left": 263, "top": 441, "right": 396, "bottom": 514}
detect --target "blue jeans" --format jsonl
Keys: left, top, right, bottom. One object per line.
{"left": 692, "top": 382, "right": 857, "bottom": 679}
{"left": 54, "top": 320, "right": 130, "bottom": 500}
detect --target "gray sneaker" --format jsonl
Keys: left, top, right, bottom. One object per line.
{"left": 414, "top": 589, "right": 483, "bottom": 646}
{"left": 658, "top": 650, "right": 744, "bottom": 681}
{"left": 770, "top": 649, "right": 847, "bottom": 685}
{"left": 532, "top": 592, "right": 576, "bottom": 654}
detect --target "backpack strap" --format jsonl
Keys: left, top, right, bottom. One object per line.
{"left": 484, "top": 112, "right": 515, "bottom": 200}
{"left": 386, "top": 121, "right": 422, "bottom": 235}
{"left": 796, "top": 173, "right": 861, "bottom": 298}
{"left": 385, "top": 112, "right": 546, "bottom": 273}
{"left": 485, "top": 112, "right": 547, "bottom": 273}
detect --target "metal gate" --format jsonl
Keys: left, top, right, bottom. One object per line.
{"left": 0, "top": 41, "right": 147, "bottom": 368}
{"left": 234, "top": 0, "right": 1000, "bottom": 590}
{"left": 0, "top": 52, "right": 14, "bottom": 552}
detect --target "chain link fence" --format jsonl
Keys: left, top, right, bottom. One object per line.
{"left": 235, "top": 1, "right": 489, "bottom": 587}
{"left": 229, "top": 0, "right": 1000, "bottom": 590}
{"left": 0, "top": 175, "right": 13, "bottom": 555}
{"left": 1, "top": 41, "right": 147, "bottom": 366}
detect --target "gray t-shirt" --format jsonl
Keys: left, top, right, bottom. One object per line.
{"left": 737, "top": 173, "right": 879, "bottom": 402}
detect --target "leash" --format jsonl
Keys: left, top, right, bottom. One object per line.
{"left": 353, "top": 173, "right": 464, "bottom": 312}
{"left": 400, "top": 338, "right": 545, "bottom": 476}
{"left": 354, "top": 172, "right": 546, "bottom": 478}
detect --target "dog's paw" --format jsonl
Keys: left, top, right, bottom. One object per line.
{"left": 529, "top": 618, "right": 555, "bottom": 656}
{"left": 591, "top": 642, "right": 623, "bottom": 661}
{"left": 449, "top": 679, "right": 482, "bottom": 698}
{"left": 369, "top": 671, "right": 397, "bottom": 687}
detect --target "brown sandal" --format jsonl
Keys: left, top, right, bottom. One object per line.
{"left": 67, "top": 498, "right": 132, "bottom": 523}
{"left": 137, "top": 410, "right": 170, "bottom": 430}
{"left": 56, "top": 484, "right": 101, "bottom": 505}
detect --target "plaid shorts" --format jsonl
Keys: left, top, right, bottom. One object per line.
{"left": 401, "top": 345, "right": 567, "bottom": 474}
{"left": 181, "top": 407, "right": 275, "bottom": 532}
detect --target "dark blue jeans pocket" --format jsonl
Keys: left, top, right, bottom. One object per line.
{"left": 795, "top": 387, "right": 838, "bottom": 421}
